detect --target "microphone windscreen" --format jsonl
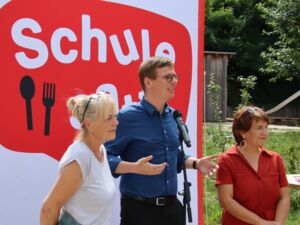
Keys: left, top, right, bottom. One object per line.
{"left": 173, "top": 110, "right": 182, "bottom": 118}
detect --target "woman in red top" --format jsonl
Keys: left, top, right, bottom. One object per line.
{"left": 216, "top": 106, "right": 290, "bottom": 225}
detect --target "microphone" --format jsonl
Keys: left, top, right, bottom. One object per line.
{"left": 173, "top": 110, "right": 191, "bottom": 147}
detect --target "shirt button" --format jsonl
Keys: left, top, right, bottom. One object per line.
{"left": 167, "top": 180, "right": 169, "bottom": 184}
{"left": 166, "top": 147, "right": 168, "bottom": 151}
{"left": 164, "top": 130, "right": 167, "bottom": 133}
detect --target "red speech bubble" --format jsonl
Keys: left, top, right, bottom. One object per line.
{"left": 0, "top": 0, "right": 192, "bottom": 160}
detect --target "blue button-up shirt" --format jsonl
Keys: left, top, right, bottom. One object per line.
{"left": 105, "top": 98, "right": 185, "bottom": 197}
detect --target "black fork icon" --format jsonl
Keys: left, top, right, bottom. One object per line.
{"left": 43, "top": 82, "right": 56, "bottom": 136}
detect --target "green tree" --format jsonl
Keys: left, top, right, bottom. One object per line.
{"left": 205, "top": 0, "right": 272, "bottom": 76}
{"left": 205, "top": 0, "right": 300, "bottom": 109}
{"left": 237, "top": 75, "right": 257, "bottom": 107}
{"left": 205, "top": 0, "right": 273, "bottom": 107}
{"left": 258, "top": 0, "right": 300, "bottom": 81}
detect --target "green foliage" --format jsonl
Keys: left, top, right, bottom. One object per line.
{"left": 207, "top": 73, "right": 233, "bottom": 151}
{"left": 204, "top": 123, "right": 231, "bottom": 225}
{"left": 284, "top": 145, "right": 300, "bottom": 175}
{"left": 237, "top": 75, "right": 257, "bottom": 107}
{"left": 205, "top": 0, "right": 300, "bottom": 110}
{"left": 205, "top": 0, "right": 271, "bottom": 74}
{"left": 290, "top": 187, "right": 300, "bottom": 211}
{"left": 207, "top": 73, "right": 222, "bottom": 121}
{"left": 258, "top": 0, "right": 300, "bottom": 81}
{"left": 204, "top": 178, "right": 222, "bottom": 225}
{"left": 205, "top": 123, "right": 233, "bottom": 153}
{"left": 286, "top": 210, "right": 300, "bottom": 225}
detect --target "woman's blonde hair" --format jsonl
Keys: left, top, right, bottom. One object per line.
{"left": 66, "top": 92, "right": 116, "bottom": 139}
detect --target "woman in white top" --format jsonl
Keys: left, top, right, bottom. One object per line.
{"left": 40, "top": 92, "right": 167, "bottom": 225}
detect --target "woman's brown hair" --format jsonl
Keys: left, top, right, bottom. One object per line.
{"left": 232, "top": 106, "right": 269, "bottom": 145}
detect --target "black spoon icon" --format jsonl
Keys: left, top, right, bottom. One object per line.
{"left": 20, "top": 76, "right": 35, "bottom": 130}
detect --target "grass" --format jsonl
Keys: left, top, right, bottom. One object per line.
{"left": 203, "top": 123, "right": 300, "bottom": 225}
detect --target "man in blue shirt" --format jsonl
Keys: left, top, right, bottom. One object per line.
{"left": 105, "top": 57, "right": 218, "bottom": 225}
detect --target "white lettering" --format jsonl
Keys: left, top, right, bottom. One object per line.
{"left": 82, "top": 14, "right": 107, "bottom": 62}
{"left": 110, "top": 29, "right": 139, "bottom": 65}
{"left": 51, "top": 28, "right": 78, "bottom": 64}
{"left": 141, "top": 29, "right": 150, "bottom": 61}
{"left": 155, "top": 42, "right": 175, "bottom": 62}
{"left": 11, "top": 18, "right": 48, "bottom": 69}
{"left": 11, "top": 14, "right": 177, "bottom": 68}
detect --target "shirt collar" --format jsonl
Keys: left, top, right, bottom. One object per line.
{"left": 260, "top": 147, "right": 273, "bottom": 156}
{"left": 227, "top": 145, "right": 272, "bottom": 156}
{"left": 141, "top": 98, "right": 172, "bottom": 115}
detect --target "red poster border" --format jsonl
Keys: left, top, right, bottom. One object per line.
{"left": 197, "top": 0, "right": 205, "bottom": 224}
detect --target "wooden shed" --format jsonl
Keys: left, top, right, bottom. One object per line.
{"left": 204, "top": 51, "right": 236, "bottom": 122}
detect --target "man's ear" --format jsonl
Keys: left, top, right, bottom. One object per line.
{"left": 144, "top": 77, "right": 152, "bottom": 90}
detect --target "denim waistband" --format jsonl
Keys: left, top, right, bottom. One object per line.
{"left": 57, "top": 210, "right": 82, "bottom": 225}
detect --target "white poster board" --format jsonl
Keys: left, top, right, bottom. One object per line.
{"left": 0, "top": 0, "right": 204, "bottom": 224}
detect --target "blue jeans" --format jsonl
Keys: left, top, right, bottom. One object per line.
{"left": 57, "top": 210, "right": 82, "bottom": 225}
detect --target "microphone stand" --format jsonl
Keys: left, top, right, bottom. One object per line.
{"left": 178, "top": 132, "right": 193, "bottom": 223}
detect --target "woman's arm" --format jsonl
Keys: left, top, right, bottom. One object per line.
{"left": 40, "top": 161, "right": 83, "bottom": 225}
{"left": 274, "top": 187, "right": 290, "bottom": 225}
{"left": 217, "top": 184, "right": 280, "bottom": 225}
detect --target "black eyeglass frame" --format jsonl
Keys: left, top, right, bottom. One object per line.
{"left": 156, "top": 73, "right": 180, "bottom": 82}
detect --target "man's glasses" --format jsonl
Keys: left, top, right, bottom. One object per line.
{"left": 157, "top": 73, "right": 180, "bottom": 82}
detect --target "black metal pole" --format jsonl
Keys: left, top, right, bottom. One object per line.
{"left": 178, "top": 136, "right": 193, "bottom": 223}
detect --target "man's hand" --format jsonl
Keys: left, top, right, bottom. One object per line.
{"left": 195, "top": 154, "right": 219, "bottom": 177}
{"left": 135, "top": 155, "right": 167, "bottom": 175}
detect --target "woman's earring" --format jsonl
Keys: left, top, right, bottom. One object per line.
{"left": 240, "top": 139, "right": 247, "bottom": 149}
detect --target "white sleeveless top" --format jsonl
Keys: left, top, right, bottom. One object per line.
{"left": 58, "top": 140, "right": 116, "bottom": 225}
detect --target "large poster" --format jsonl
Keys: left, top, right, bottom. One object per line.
{"left": 0, "top": 0, "right": 204, "bottom": 224}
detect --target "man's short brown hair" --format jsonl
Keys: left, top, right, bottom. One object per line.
{"left": 138, "top": 57, "right": 174, "bottom": 91}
